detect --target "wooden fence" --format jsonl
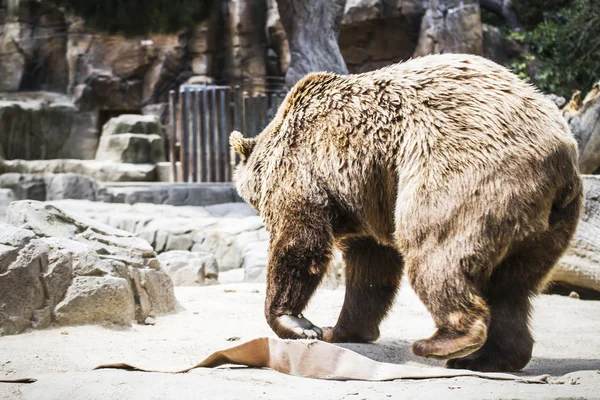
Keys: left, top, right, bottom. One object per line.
{"left": 167, "top": 85, "right": 287, "bottom": 183}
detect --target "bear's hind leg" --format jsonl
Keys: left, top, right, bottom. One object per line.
{"left": 264, "top": 207, "right": 333, "bottom": 340}
{"left": 447, "top": 230, "right": 576, "bottom": 371}
{"left": 322, "top": 236, "right": 403, "bottom": 343}
{"left": 445, "top": 285, "right": 533, "bottom": 372}
{"left": 446, "top": 189, "right": 581, "bottom": 372}
{"left": 409, "top": 249, "right": 491, "bottom": 360}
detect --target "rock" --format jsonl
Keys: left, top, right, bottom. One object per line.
{"left": 102, "top": 183, "right": 242, "bottom": 205}
{"left": 165, "top": 234, "right": 194, "bottom": 251}
{"left": 0, "top": 93, "right": 98, "bottom": 160}
{"left": 133, "top": 268, "right": 177, "bottom": 315}
{"left": 0, "top": 238, "right": 48, "bottom": 335}
{"left": 158, "top": 250, "right": 219, "bottom": 286}
{"left": 568, "top": 83, "right": 600, "bottom": 174}
{"left": 95, "top": 114, "right": 166, "bottom": 164}
{"left": 54, "top": 276, "right": 135, "bottom": 326}
{"left": 68, "top": 19, "right": 189, "bottom": 111}
{"left": 0, "top": 173, "right": 101, "bottom": 201}
{"left": 413, "top": 0, "right": 483, "bottom": 57}
{"left": 242, "top": 241, "right": 269, "bottom": 283}
{"left": 0, "top": 159, "right": 157, "bottom": 183}
{"left": 547, "top": 94, "right": 566, "bottom": 110}
{"left": 0, "top": 188, "right": 15, "bottom": 222}
{"left": 343, "top": 0, "right": 383, "bottom": 24}
{"left": 551, "top": 175, "right": 600, "bottom": 294}
{"left": 0, "top": 173, "right": 46, "bottom": 201}
{"left": 44, "top": 173, "right": 101, "bottom": 201}
{"left": 0, "top": 200, "right": 176, "bottom": 335}
{"left": 101, "top": 114, "right": 162, "bottom": 136}
{"left": 191, "top": 217, "right": 266, "bottom": 271}
{"left": 95, "top": 133, "right": 166, "bottom": 164}
{"left": 157, "top": 162, "right": 175, "bottom": 182}
{"left": 482, "top": 23, "right": 522, "bottom": 66}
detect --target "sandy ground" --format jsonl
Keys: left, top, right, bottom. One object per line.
{"left": 1, "top": 282, "right": 599, "bottom": 400}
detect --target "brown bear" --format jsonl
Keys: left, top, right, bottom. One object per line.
{"left": 230, "top": 54, "right": 583, "bottom": 372}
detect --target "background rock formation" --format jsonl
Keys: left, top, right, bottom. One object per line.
{"left": 0, "top": 200, "right": 176, "bottom": 335}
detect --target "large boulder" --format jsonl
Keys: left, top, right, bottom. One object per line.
{"left": 95, "top": 115, "right": 166, "bottom": 164}
{"left": 551, "top": 175, "right": 600, "bottom": 295}
{"left": 0, "top": 200, "right": 176, "bottom": 336}
{"left": 95, "top": 134, "right": 165, "bottom": 164}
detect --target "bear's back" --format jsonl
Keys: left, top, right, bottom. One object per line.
{"left": 277, "top": 54, "right": 577, "bottom": 184}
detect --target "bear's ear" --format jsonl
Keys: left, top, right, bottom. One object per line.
{"left": 230, "top": 131, "right": 256, "bottom": 160}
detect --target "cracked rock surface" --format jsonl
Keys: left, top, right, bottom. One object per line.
{"left": 0, "top": 200, "right": 176, "bottom": 336}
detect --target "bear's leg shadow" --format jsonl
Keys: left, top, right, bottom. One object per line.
{"left": 321, "top": 236, "right": 403, "bottom": 343}
{"left": 447, "top": 226, "right": 577, "bottom": 372}
{"left": 264, "top": 211, "right": 333, "bottom": 340}
{"left": 408, "top": 248, "right": 491, "bottom": 361}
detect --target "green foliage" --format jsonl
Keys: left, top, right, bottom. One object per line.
{"left": 47, "top": 0, "right": 217, "bottom": 36}
{"left": 508, "top": 0, "right": 600, "bottom": 97}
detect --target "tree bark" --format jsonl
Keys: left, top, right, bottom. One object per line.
{"left": 275, "top": 0, "right": 348, "bottom": 87}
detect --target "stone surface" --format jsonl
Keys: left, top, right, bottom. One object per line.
{"left": 0, "top": 93, "right": 76, "bottom": 160}
{"left": 46, "top": 199, "right": 346, "bottom": 287}
{"left": 0, "top": 188, "right": 15, "bottom": 222}
{"left": 54, "top": 276, "right": 135, "bottom": 326}
{"left": 1, "top": 159, "right": 157, "bottom": 182}
{"left": 0, "top": 173, "right": 103, "bottom": 201}
{"left": 0, "top": 92, "right": 99, "bottom": 161}
{"left": 568, "top": 83, "right": 600, "bottom": 174}
{"left": 550, "top": 175, "right": 600, "bottom": 294}
{"left": 95, "top": 114, "right": 166, "bottom": 164}
{"left": 103, "top": 183, "right": 242, "bottom": 205}
{"left": 158, "top": 250, "right": 219, "bottom": 286}
{"left": 68, "top": 19, "right": 189, "bottom": 111}
{"left": 0, "top": 200, "right": 176, "bottom": 335}
{"left": 414, "top": 0, "right": 483, "bottom": 57}
{"left": 101, "top": 114, "right": 162, "bottom": 137}
{"left": 482, "top": 23, "right": 522, "bottom": 66}
{"left": 95, "top": 134, "right": 166, "bottom": 164}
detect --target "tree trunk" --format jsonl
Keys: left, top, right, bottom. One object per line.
{"left": 275, "top": 0, "right": 348, "bottom": 87}
{"left": 413, "top": 0, "right": 483, "bottom": 57}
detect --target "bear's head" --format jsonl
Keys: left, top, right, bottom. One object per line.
{"left": 230, "top": 130, "right": 262, "bottom": 212}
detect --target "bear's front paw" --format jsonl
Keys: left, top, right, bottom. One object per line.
{"left": 274, "top": 315, "right": 323, "bottom": 339}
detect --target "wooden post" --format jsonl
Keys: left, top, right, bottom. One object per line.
{"left": 168, "top": 90, "right": 178, "bottom": 182}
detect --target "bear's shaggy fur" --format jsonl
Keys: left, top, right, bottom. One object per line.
{"left": 231, "top": 54, "right": 583, "bottom": 372}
